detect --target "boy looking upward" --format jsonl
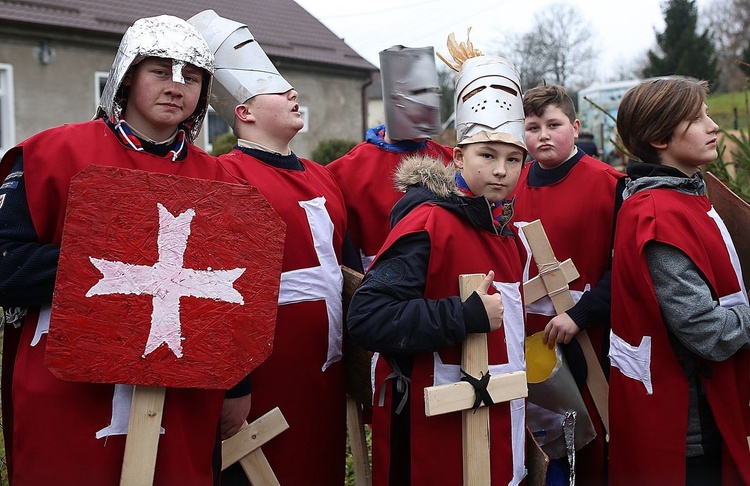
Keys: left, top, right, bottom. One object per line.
{"left": 188, "top": 10, "right": 348, "bottom": 485}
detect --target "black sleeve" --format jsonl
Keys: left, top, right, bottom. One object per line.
{"left": 225, "top": 374, "right": 252, "bottom": 398}
{"left": 346, "top": 231, "right": 489, "bottom": 355}
{"left": 0, "top": 153, "right": 60, "bottom": 308}
{"left": 566, "top": 270, "right": 612, "bottom": 330}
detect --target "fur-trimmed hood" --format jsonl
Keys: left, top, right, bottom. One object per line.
{"left": 394, "top": 154, "right": 463, "bottom": 197}
{"left": 390, "top": 154, "right": 514, "bottom": 235}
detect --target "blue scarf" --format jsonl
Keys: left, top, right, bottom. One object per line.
{"left": 365, "top": 125, "right": 429, "bottom": 153}
{"left": 454, "top": 172, "right": 513, "bottom": 229}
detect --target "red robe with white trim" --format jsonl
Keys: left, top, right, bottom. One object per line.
{"left": 511, "top": 154, "right": 624, "bottom": 482}
{"left": 327, "top": 140, "right": 453, "bottom": 269}
{"left": 0, "top": 119, "right": 235, "bottom": 485}
{"left": 610, "top": 188, "right": 750, "bottom": 485}
{"left": 217, "top": 149, "right": 347, "bottom": 485}
{"left": 371, "top": 203, "right": 526, "bottom": 486}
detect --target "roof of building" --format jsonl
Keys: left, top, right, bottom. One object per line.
{"left": 1, "top": 0, "right": 377, "bottom": 71}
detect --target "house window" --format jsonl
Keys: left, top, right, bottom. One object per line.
{"left": 0, "top": 64, "right": 16, "bottom": 156}
{"left": 95, "top": 71, "right": 109, "bottom": 109}
{"left": 298, "top": 106, "right": 309, "bottom": 133}
{"left": 203, "top": 109, "right": 231, "bottom": 154}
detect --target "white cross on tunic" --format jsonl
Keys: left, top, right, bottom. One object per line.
{"left": 277, "top": 197, "right": 343, "bottom": 371}
{"left": 86, "top": 202, "right": 246, "bottom": 358}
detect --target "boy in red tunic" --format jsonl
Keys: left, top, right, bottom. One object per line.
{"left": 188, "top": 10, "right": 348, "bottom": 485}
{"left": 0, "top": 15, "right": 248, "bottom": 484}
{"left": 510, "top": 84, "right": 625, "bottom": 483}
{"left": 328, "top": 45, "right": 453, "bottom": 273}
{"left": 610, "top": 77, "right": 750, "bottom": 485}
{"left": 347, "top": 34, "right": 528, "bottom": 485}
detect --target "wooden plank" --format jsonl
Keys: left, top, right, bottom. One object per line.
{"left": 424, "top": 371, "right": 528, "bottom": 417}
{"left": 341, "top": 266, "right": 372, "bottom": 408}
{"left": 523, "top": 259, "right": 579, "bottom": 304}
{"left": 222, "top": 408, "right": 289, "bottom": 470}
{"left": 526, "top": 427, "right": 550, "bottom": 486}
{"left": 340, "top": 265, "right": 373, "bottom": 486}
{"left": 520, "top": 220, "right": 610, "bottom": 435}
{"left": 120, "top": 385, "right": 166, "bottom": 486}
{"left": 346, "top": 396, "right": 372, "bottom": 486}
{"left": 459, "top": 274, "right": 491, "bottom": 486}
{"left": 705, "top": 171, "right": 750, "bottom": 290}
{"left": 238, "top": 450, "right": 278, "bottom": 486}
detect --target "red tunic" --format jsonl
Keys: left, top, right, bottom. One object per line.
{"left": 1, "top": 119, "right": 235, "bottom": 485}
{"left": 511, "top": 154, "right": 624, "bottom": 481}
{"left": 327, "top": 140, "right": 453, "bottom": 269}
{"left": 610, "top": 188, "right": 750, "bottom": 485}
{"left": 370, "top": 203, "right": 527, "bottom": 486}
{"left": 217, "top": 149, "right": 348, "bottom": 485}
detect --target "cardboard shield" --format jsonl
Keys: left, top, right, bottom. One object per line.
{"left": 705, "top": 171, "right": 750, "bottom": 290}
{"left": 45, "top": 165, "right": 285, "bottom": 389}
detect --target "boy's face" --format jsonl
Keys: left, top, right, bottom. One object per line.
{"left": 246, "top": 89, "right": 304, "bottom": 137}
{"left": 453, "top": 142, "right": 524, "bottom": 204}
{"left": 654, "top": 102, "right": 719, "bottom": 175}
{"left": 123, "top": 57, "right": 204, "bottom": 140}
{"left": 524, "top": 105, "right": 580, "bottom": 169}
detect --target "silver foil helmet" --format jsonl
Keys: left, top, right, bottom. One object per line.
{"left": 454, "top": 55, "right": 526, "bottom": 151}
{"left": 96, "top": 15, "right": 215, "bottom": 143}
{"left": 380, "top": 46, "right": 441, "bottom": 141}
{"left": 187, "top": 10, "right": 294, "bottom": 127}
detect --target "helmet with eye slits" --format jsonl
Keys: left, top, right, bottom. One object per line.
{"left": 380, "top": 45, "right": 442, "bottom": 141}
{"left": 187, "top": 9, "right": 293, "bottom": 128}
{"left": 454, "top": 54, "right": 526, "bottom": 152}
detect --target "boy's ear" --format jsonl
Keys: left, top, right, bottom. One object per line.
{"left": 453, "top": 146, "right": 464, "bottom": 169}
{"left": 650, "top": 140, "right": 668, "bottom": 150}
{"left": 572, "top": 119, "right": 581, "bottom": 138}
{"left": 234, "top": 104, "right": 255, "bottom": 123}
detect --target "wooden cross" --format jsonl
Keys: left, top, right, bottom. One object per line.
{"left": 221, "top": 407, "right": 290, "bottom": 485}
{"left": 520, "top": 219, "right": 610, "bottom": 435}
{"left": 423, "top": 274, "right": 528, "bottom": 485}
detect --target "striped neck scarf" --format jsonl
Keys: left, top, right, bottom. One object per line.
{"left": 113, "top": 118, "right": 187, "bottom": 161}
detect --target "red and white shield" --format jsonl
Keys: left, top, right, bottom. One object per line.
{"left": 45, "top": 165, "right": 285, "bottom": 389}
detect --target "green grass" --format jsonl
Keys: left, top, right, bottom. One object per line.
{"left": 707, "top": 90, "right": 750, "bottom": 132}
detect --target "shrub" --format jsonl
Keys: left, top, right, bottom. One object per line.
{"left": 211, "top": 132, "right": 238, "bottom": 156}
{"left": 312, "top": 139, "right": 357, "bottom": 166}
{"left": 707, "top": 129, "right": 750, "bottom": 203}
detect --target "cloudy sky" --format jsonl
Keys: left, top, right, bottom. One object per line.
{"left": 294, "top": 0, "right": 712, "bottom": 83}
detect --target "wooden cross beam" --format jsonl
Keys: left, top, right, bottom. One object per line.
{"left": 221, "top": 407, "right": 289, "bottom": 485}
{"left": 423, "top": 274, "right": 528, "bottom": 485}
{"left": 520, "top": 219, "right": 610, "bottom": 435}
